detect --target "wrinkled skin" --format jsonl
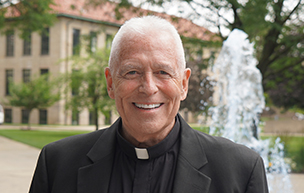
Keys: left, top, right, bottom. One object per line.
{"left": 105, "top": 33, "right": 191, "bottom": 147}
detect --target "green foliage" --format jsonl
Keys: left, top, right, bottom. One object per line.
{"left": 180, "top": 60, "right": 214, "bottom": 115}
{"left": 283, "top": 136, "right": 304, "bottom": 173}
{"left": 8, "top": 74, "right": 60, "bottom": 109}
{"left": 0, "top": 129, "right": 89, "bottom": 149}
{"left": 240, "top": 0, "right": 270, "bottom": 39}
{"left": 0, "top": 0, "right": 56, "bottom": 38}
{"left": 66, "top": 48, "right": 115, "bottom": 130}
{"left": 181, "top": 36, "right": 222, "bottom": 48}
{"left": 180, "top": 37, "right": 218, "bottom": 114}
{"left": 6, "top": 74, "right": 61, "bottom": 129}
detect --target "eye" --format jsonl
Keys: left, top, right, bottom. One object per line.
{"left": 156, "top": 70, "right": 171, "bottom": 78}
{"left": 127, "top": 71, "right": 137, "bottom": 75}
{"left": 158, "top": 70, "right": 171, "bottom": 76}
{"left": 159, "top": 71, "right": 168, "bottom": 75}
{"left": 123, "top": 70, "right": 140, "bottom": 79}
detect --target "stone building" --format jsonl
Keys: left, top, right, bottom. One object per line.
{"left": 0, "top": 0, "right": 219, "bottom": 126}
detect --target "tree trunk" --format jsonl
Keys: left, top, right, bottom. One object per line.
{"left": 94, "top": 107, "right": 99, "bottom": 131}
{"left": 27, "top": 109, "right": 33, "bottom": 130}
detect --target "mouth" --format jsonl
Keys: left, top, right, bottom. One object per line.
{"left": 133, "top": 103, "right": 163, "bottom": 110}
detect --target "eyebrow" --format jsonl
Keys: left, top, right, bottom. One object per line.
{"left": 154, "top": 63, "right": 179, "bottom": 76}
{"left": 154, "top": 63, "right": 175, "bottom": 71}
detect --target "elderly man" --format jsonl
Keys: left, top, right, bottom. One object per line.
{"left": 29, "top": 16, "right": 268, "bottom": 193}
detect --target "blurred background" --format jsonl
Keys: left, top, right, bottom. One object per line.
{"left": 0, "top": 0, "right": 303, "bottom": 192}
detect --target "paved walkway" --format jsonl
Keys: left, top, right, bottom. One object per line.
{"left": 0, "top": 124, "right": 106, "bottom": 131}
{"left": 0, "top": 136, "right": 40, "bottom": 193}
{"left": 1, "top": 131, "right": 304, "bottom": 193}
{"left": 284, "top": 174, "right": 304, "bottom": 193}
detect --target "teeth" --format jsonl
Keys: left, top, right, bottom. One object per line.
{"left": 134, "top": 103, "right": 161, "bottom": 109}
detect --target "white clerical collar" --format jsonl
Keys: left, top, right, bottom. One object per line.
{"left": 116, "top": 116, "right": 180, "bottom": 160}
{"left": 135, "top": 148, "right": 149, "bottom": 159}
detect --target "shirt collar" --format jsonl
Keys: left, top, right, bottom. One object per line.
{"left": 116, "top": 116, "right": 180, "bottom": 160}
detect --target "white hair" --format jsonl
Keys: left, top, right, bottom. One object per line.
{"left": 108, "top": 15, "right": 186, "bottom": 71}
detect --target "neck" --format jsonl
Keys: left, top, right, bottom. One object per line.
{"left": 120, "top": 123, "right": 174, "bottom": 148}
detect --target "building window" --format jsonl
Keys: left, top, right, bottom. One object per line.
{"left": 22, "top": 109, "right": 30, "bottom": 124}
{"left": 23, "top": 33, "right": 32, "bottom": 55}
{"left": 5, "top": 69, "right": 13, "bottom": 96}
{"left": 39, "top": 109, "right": 47, "bottom": 124}
{"left": 106, "top": 34, "right": 112, "bottom": 49}
{"left": 41, "top": 28, "right": 49, "bottom": 55}
{"left": 40, "top": 68, "right": 49, "bottom": 81}
{"left": 73, "top": 29, "right": 80, "bottom": 55}
{"left": 89, "top": 31, "right": 97, "bottom": 53}
{"left": 4, "top": 108, "right": 12, "bottom": 123}
{"left": 23, "top": 69, "right": 31, "bottom": 83}
{"left": 71, "top": 69, "right": 80, "bottom": 95}
{"left": 40, "top": 69, "right": 49, "bottom": 75}
{"left": 72, "top": 110, "right": 79, "bottom": 125}
{"left": 6, "top": 30, "right": 14, "bottom": 56}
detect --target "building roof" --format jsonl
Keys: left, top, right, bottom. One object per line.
{"left": 5, "top": 0, "right": 220, "bottom": 41}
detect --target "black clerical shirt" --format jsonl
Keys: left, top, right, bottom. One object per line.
{"left": 108, "top": 117, "right": 181, "bottom": 193}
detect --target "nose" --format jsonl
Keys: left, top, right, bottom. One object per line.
{"left": 138, "top": 73, "right": 158, "bottom": 95}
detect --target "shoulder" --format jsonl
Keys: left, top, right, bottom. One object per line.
{"left": 40, "top": 118, "right": 120, "bottom": 165}
{"left": 45, "top": 117, "right": 122, "bottom": 150}
{"left": 46, "top": 129, "right": 106, "bottom": 149}
{"left": 42, "top": 127, "right": 114, "bottom": 160}
{"left": 193, "top": 129, "right": 264, "bottom": 174}
{"left": 195, "top": 129, "right": 260, "bottom": 159}
{"left": 178, "top": 114, "right": 259, "bottom": 160}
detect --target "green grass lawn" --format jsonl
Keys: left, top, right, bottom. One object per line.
{"left": 0, "top": 129, "right": 89, "bottom": 149}
{"left": 191, "top": 125, "right": 210, "bottom": 133}
{"left": 0, "top": 128, "right": 303, "bottom": 173}
{"left": 274, "top": 135, "right": 304, "bottom": 173}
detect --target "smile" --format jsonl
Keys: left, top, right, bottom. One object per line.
{"left": 133, "top": 103, "right": 163, "bottom": 110}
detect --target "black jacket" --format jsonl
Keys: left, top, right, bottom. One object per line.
{"left": 29, "top": 114, "right": 268, "bottom": 193}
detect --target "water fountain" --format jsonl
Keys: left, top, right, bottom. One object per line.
{"left": 208, "top": 29, "right": 293, "bottom": 192}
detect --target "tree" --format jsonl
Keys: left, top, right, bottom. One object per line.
{"left": 180, "top": 58, "right": 215, "bottom": 118}
{"left": 6, "top": 74, "right": 61, "bottom": 130}
{"left": 66, "top": 48, "right": 115, "bottom": 130}
{"left": 107, "top": 0, "right": 304, "bottom": 110}
{"left": 0, "top": 0, "right": 56, "bottom": 38}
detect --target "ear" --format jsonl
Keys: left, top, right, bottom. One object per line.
{"left": 105, "top": 67, "right": 115, "bottom": 99}
{"left": 181, "top": 68, "right": 191, "bottom": 101}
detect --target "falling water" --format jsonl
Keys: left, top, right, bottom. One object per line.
{"left": 208, "top": 29, "right": 293, "bottom": 192}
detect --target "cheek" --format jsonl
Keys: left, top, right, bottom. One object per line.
{"left": 161, "top": 80, "right": 183, "bottom": 100}
{"left": 114, "top": 80, "right": 139, "bottom": 98}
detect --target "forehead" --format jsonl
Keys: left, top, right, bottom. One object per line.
{"left": 117, "top": 33, "right": 177, "bottom": 63}
{"left": 123, "top": 31, "right": 175, "bottom": 49}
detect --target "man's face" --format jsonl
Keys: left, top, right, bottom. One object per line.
{"left": 105, "top": 33, "right": 191, "bottom": 143}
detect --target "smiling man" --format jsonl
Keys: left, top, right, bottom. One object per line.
{"left": 29, "top": 16, "right": 268, "bottom": 193}
{"left": 105, "top": 17, "right": 190, "bottom": 148}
